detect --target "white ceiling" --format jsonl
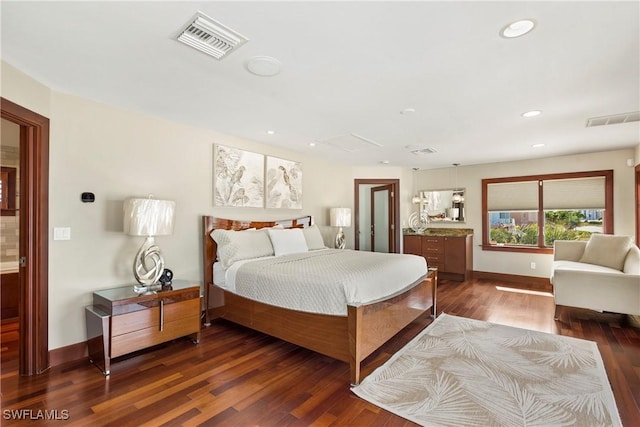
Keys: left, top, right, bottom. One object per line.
{"left": 2, "top": 1, "right": 639, "bottom": 169}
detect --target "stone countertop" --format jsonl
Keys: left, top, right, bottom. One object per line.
{"left": 403, "top": 228, "right": 474, "bottom": 236}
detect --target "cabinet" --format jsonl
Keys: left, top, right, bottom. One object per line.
{"left": 404, "top": 234, "right": 473, "bottom": 281}
{"left": 85, "top": 280, "right": 201, "bottom": 375}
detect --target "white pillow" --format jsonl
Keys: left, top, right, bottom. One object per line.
{"left": 268, "top": 228, "right": 309, "bottom": 256}
{"left": 211, "top": 229, "right": 274, "bottom": 268}
{"left": 303, "top": 224, "right": 326, "bottom": 250}
{"left": 579, "top": 234, "right": 633, "bottom": 271}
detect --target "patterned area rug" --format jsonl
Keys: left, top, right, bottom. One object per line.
{"left": 352, "top": 313, "right": 621, "bottom": 427}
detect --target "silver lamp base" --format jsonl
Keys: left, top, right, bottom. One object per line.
{"left": 133, "top": 236, "right": 165, "bottom": 291}
{"left": 334, "top": 227, "right": 346, "bottom": 249}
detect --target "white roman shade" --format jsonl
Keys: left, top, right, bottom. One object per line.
{"left": 487, "top": 181, "right": 538, "bottom": 212}
{"left": 543, "top": 177, "right": 606, "bottom": 210}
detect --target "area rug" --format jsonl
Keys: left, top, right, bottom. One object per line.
{"left": 352, "top": 313, "right": 621, "bottom": 427}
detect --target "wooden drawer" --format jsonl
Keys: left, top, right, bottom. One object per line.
{"left": 111, "top": 298, "right": 200, "bottom": 358}
{"left": 422, "top": 236, "right": 444, "bottom": 253}
{"left": 111, "top": 314, "right": 200, "bottom": 358}
{"left": 102, "top": 288, "right": 200, "bottom": 316}
{"left": 111, "top": 298, "right": 200, "bottom": 336}
{"left": 423, "top": 253, "right": 443, "bottom": 265}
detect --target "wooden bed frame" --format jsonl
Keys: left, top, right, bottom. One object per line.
{"left": 202, "top": 215, "right": 437, "bottom": 385}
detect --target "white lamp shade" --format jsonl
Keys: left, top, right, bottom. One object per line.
{"left": 124, "top": 198, "right": 175, "bottom": 236}
{"left": 330, "top": 207, "right": 351, "bottom": 227}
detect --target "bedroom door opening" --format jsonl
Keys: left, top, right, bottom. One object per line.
{"left": 370, "top": 184, "right": 394, "bottom": 253}
{"left": 354, "top": 179, "right": 399, "bottom": 253}
{"left": 1, "top": 98, "right": 49, "bottom": 376}
{"left": 1, "top": 117, "right": 21, "bottom": 374}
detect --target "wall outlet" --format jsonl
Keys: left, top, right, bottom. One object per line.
{"left": 530, "top": 262, "right": 536, "bottom": 270}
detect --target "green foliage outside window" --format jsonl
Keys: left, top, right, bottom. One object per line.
{"left": 490, "top": 211, "right": 597, "bottom": 247}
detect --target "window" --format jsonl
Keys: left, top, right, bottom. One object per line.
{"left": 482, "top": 170, "right": 613, "bottom": 253}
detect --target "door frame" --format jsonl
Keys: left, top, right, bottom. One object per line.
{"left": 354, "top": 179, "right": 400, "bottom": 253}
{"left": 370, "top": 184, "right": 394, "bottom": 252}
{"left": 1, "top": 97, "right": 50, "bottom": 375}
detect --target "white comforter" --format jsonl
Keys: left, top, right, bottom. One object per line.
{"left": 219, "top": 249, "right": 427, "bottom": 315}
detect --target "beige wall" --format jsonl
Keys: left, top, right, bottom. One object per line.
{"left": 414, "top": 150, "right": 637, "bottom": 279}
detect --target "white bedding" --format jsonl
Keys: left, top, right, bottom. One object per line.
{"left": 215, "top": 249, "right": 427, "bottom": 316}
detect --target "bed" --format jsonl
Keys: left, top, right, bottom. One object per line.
{"left": 202, "top": 215, "right": 437, "bottom": 384}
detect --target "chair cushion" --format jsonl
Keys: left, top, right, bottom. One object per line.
{"left": 552, "top": 260, "right": 624, "bottom": 276}
{"left": 579, "top": 234, "right": 633, "bottom": 271}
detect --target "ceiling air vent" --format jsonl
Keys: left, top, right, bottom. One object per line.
{"left": 586, "top": 111, "right": 640, "bottom": 127}
{"left": 176, "top": 12, "right": 248, "bottom": 60}
{"left": 410, "top": 147, "right": 438, "bottom": 156}
{"left": 323, "top": 133, "right": 383, "bottom": 152}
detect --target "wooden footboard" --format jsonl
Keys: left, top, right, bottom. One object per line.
{"left": 206, "top": 269, "right": 436, "bottom": 384}
{"left": 348, "top": 269, "right": 436, "bottom": 384}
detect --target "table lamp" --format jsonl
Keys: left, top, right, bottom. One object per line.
{"left": 330, "top": 207, "right": 351, "bottom": 249}
{"left": 123, "top": 196, "right": 175, "bottom": 289}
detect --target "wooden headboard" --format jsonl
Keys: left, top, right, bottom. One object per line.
{"left": 201, "top": 215, "right": 312, "bottom": 323}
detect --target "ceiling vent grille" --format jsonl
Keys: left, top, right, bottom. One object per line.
{"left": 323, "top": 133, "right": 383, "bottom": 152}
{"left": 410, "top": 147, "right": 438, "bottom": 155}
{"left": 176, "top": 12, "right": 248, "bottom": 60}
{"left": 586, "top": 111, "right": 640, "bottom": 127}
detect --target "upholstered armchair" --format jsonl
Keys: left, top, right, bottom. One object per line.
{"left": 551, "top": 234, "right": 640, "bottom": 317}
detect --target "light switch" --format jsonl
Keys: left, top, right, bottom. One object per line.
{"left": 54, "top": 227, "right": 71, "bottom": 241}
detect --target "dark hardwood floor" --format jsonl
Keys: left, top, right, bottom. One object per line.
{"left": 1, "top": 278, "right": 639, "bottom": 426}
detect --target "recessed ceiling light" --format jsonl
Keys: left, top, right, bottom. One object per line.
{"left": 532, "top": 143, "right": 545, "bottom": 148}
{"left": 308, "top": 142, "right": 316, "bottom": 147}
{"left": 522, "top": 110, "right": 542, "bottom": 118}
{"left": 266, "top": 130, "right": 276, "bottom": 135}
{"left": 400, "top": 108, "right": 416, "bottom": 115}
{"left": 245, "top": 56, "right": 282, "bottom": 77}
{"left": 381, "top": 160, "right": 390, "bottom": 164}
{"left": 501, "top": 19, "right": 536, "bottom": 38}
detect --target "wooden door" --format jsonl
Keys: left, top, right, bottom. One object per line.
{"left": 1, "top": 98, "right": 50, "bottom": 375}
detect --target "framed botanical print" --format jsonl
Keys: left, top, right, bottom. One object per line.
{"left": 214, "top": 144, "right": 264, "bottom": 207}
{"left": 266, "top": 156, "right": 302, "bottom": 209}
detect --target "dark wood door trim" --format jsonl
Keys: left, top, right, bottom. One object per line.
{"left": 1, "top": 97, "right": 50, "bottom": 375}
{"left": 354, "top": 179, "right": 400, "bottom": 253}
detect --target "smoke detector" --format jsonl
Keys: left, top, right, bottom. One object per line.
{"left": 176, "top": 12, "right": 248, "bottom": 60}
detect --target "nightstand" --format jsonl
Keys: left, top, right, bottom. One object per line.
{"left": 85, "top": 280, "right": 201, "bottom": 375}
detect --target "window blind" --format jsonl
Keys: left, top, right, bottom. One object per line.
{"left": 543, "top": 177, "right": 605, "bottom": 210}
{"left": 487, "top": 181, "right": 538, "bottom": 211}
